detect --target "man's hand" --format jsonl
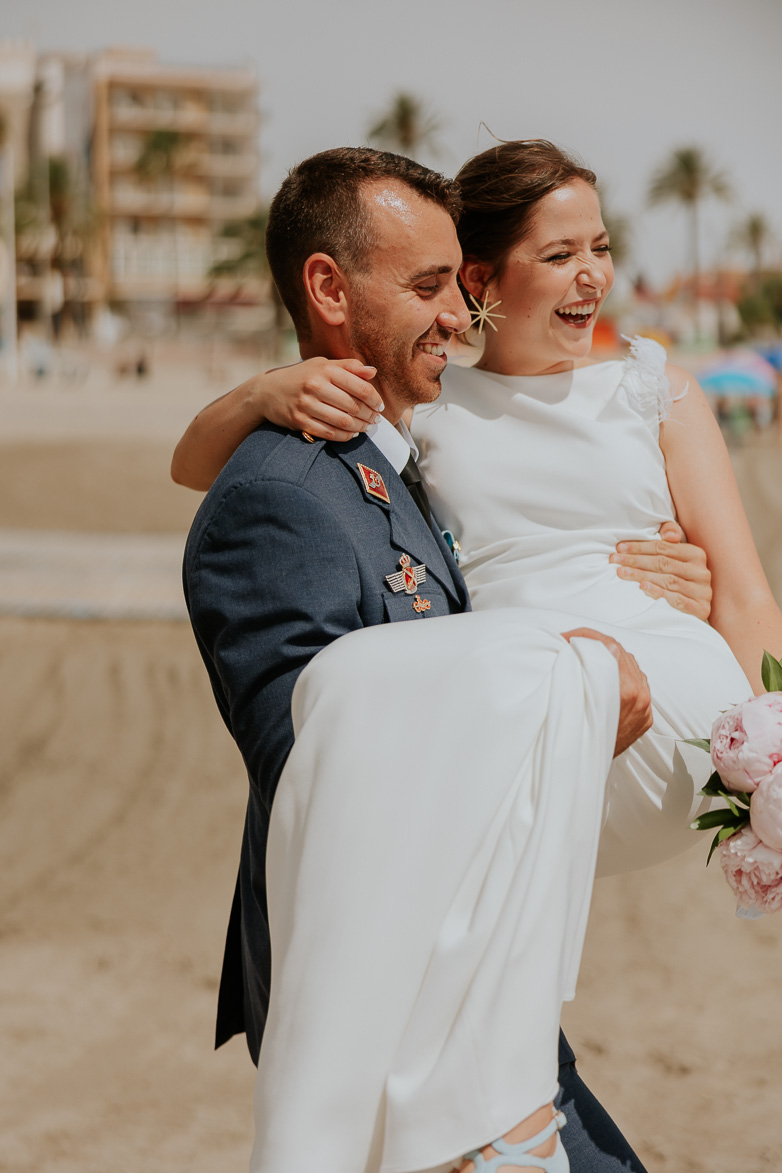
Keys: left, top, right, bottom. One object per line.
{"left": 563, "top": 628, "right": 653, "bottom": 758}
{"left": 609, "top": 520, "right": 712, "bottom": 621}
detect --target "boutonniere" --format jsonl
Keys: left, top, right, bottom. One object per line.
{"left": 441, "top": 530, "right": 461, "bottom": 564}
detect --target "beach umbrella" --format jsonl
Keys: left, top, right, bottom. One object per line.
{"left": 753, "top": 343, "right": 782, "bottom": 372}
{"left": 699, "top": 352, "right": 777, "bottom": 397}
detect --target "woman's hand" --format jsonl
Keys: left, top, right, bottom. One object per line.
{"left": 261, "top": 357, "right": 383, "bottom": 441}
{"left": 609, "top": 520, "right": 712, "bottom": 621}
{"left": 171, "top": 358, "right": 384, "bottom": 491}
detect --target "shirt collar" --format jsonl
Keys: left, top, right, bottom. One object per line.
{"left": 365, "top": 414, "right": 419, "bottom": 474}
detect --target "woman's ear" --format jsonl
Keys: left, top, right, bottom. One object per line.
{"left": 460, "top": 258, "right": 494, "bottom": 300}
{"left": 302, "top": 253, "right": 349, "bottom": 326}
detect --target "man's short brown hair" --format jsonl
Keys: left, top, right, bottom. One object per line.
{"left": 265, "top": 146, "right": 462, "bottom": 337}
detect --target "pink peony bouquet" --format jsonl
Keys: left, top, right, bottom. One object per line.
{"left": 689, "top": 651, "right": 782, "bottom": 914}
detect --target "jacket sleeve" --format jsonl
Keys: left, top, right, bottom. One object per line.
{"left": 185, "top": 477, "right": 363, "bottom": 814}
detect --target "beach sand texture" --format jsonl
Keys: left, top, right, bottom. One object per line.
{"left": 0, "top": 370, "right": 780, "bottom": 1171}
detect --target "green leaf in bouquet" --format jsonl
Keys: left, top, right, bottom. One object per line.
{"left": 761, "top": 650, "right": 782, "bottom": 693}
{"left": 700, "top": 770, "right": 728, "bottom": 797}
{"left": 706, "top": 824, "right": 741, "bottom": 866}
{"left": 690, "top": 807, "right": 747, "bottom": 832}
{"left": 683, "top": 738, "right": 711, "bottom": 753}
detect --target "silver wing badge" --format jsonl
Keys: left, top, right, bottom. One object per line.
{"left": 385, "top": 553, "right": 427, "bottom": 596}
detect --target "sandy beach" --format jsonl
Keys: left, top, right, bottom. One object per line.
{"left": 1, "top": 359, "right": 780, "bottom": 1172}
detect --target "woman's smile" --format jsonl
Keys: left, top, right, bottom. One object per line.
{"left": 474, "top": 179, "right": 615, "bottom": 375}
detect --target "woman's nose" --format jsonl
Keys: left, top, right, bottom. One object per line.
{"left": 577, "top": 258, "right": 607, "bottom": 290}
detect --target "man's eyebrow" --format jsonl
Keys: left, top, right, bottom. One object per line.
{"left": 407, "top": 264, "right": 455, "bottom": 283}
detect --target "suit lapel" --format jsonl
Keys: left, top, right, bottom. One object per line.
{"left": 331, "top": 440, "right": 465, "bottom": 608}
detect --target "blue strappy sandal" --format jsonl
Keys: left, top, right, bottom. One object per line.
{"left": 462, "top": 1110, "right": 568, "bottom": 1172}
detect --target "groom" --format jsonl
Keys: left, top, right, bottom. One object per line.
{"left": 185, "top": 147, "right": 654, "bottom": 1171}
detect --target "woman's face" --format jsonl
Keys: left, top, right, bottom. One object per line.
{"left": 475, "top": 179, "right": 614, "bottom": 376}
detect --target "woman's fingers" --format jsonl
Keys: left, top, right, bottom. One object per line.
{"left": 293, "top": 360, "right": 383, "bottom": 437}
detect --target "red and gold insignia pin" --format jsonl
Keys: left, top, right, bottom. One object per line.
{"left": 413, "top": 595, "right": 431, "bottom": 613}
{"left": 386, "top": 553, "right": 427, "bottom": 596}
{"left": 357, "top": 462, "right": 390, "bottom": 504}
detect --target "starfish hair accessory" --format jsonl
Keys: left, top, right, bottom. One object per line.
{"left": 468, "top": 290, "right": 506, "bottom": 335}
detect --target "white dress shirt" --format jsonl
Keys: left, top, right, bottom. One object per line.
{"left": 364, "top": 415, "right": 419, "bottom": 474}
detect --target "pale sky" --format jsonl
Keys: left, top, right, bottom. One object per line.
{"left": 5, "top": 0, "right": 782, "bottom": 287}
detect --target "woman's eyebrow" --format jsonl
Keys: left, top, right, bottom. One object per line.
{"left": 541, "top": 230, "right": 610, "bottom": 249}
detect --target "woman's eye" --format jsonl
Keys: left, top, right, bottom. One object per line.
{"left": 545, "top": 253, "right": 571, "bottom": 264}
{"left": 595, "top": 244, "right": 612, "bottom": 255}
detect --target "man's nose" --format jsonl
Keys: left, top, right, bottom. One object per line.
{"left": 438, "top": 288, "right": 472, "bottom": 334}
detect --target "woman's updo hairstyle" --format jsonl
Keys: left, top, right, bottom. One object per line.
{"left": 455, "top": 139, "right": 597, "bottom": 277}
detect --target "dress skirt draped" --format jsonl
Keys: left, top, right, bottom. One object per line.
{"left": 251, "top": 611, "right": 620, "bottom": 1173}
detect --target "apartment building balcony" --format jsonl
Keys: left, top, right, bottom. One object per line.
{"left": 108, "top": 104, "right": 257, "bottom": 137}
{"left": 108, "top": 105, "right": 209, "bottom": 133}
{"left": 209, "top": 194, "right": 258, "bottom": 219}
{"left": 195, "top": 153, "right": 258, "bottom": 178}
{"left": 110, "top": 187, "right": 212, "bottom": 217}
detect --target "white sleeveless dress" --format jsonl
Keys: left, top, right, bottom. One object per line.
{"left": 413, "top": 339, "right": 752, "bottom": 876}
{"left": 251, "top": 341, "right": 751, "bottom": 1173}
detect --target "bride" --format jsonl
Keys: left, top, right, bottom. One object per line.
{"left": 175, "top": 142, "right": 782, "bottom": 1173}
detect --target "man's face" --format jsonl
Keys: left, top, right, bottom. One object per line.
{"left": 345, "top": 182, "right": 470, "bottom": 421}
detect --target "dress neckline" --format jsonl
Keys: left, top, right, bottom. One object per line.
{"left": 460, "top": 359, "right": 625, "bottom": 407}
{"left": 468, "top": 358, "right": 622, "bottom": 384}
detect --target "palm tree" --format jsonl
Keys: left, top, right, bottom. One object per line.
{"left": 210, "top": 208, "right": 268, "bottom": 279}
{"left": 599, "top": 204, "right": 632, "bottom": 269}
{"left": 367, "top": 92, "right": 442, "bottom": 160}
{"left": 731, "top": 212, "right": 774, "bottom": 288}
{"left": 136, "top": 129, "right": 191, "bottom": 326}
{"left": 209, "top": 208, "right": 288, "bottom": 357}
{"left": 0, "top": 108, "right": 18, "bottom": 381}
{"left": 648, "top": 146, "right": 731, "bottom": 336}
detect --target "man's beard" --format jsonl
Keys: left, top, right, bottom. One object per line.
{"left": 348, "top": 308, "right": 443, "bottom": 414}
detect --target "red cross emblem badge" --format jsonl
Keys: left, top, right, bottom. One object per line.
{"left": 357, "top": 463, "right": 390, "bottom": 504}
{"left": 385, "top": 553, "right": 427, "bottom": 596}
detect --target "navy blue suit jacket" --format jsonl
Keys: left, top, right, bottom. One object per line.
{"left": 183, "top": 423, "right": 469, "bottom": 1063}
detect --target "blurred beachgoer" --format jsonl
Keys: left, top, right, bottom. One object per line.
{"left": 182, "top": 146, "right": 661, "bottom": 1173}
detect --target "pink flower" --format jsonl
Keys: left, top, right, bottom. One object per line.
{"left": 711, "top": 692, "right": 782, "bottom": 792}
{"left": 719, "top": 825, "right": 782, "bottom": 913}
{"left": 750, "top": 764, "right": 782, "bottom": 851}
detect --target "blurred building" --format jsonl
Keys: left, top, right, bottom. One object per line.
{"left": 91, "top": 47, "right": 259, "bottom": 325}
{"left": 0, "top": 42, "right": 261, "bottom": 340}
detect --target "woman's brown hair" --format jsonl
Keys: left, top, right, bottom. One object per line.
{"left": 455, "top": 139, "right": 597, "bottom": 277}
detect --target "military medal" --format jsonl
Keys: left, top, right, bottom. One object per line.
{"left": 413, "top": 595, "right": 431, "bottom": 613}
{"left": 385, "top": 553, "right": 426, "bottom": 596}
{"left": 357, "top": 463, "right": 390, "bottom": 504}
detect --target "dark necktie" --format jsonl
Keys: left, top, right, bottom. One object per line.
{"left": 400, "top": 453, "right": 431, "bottom": 528}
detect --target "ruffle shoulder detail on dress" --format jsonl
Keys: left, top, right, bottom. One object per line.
{"left": 619, "top": 334, "right": 685, "bottom": 428}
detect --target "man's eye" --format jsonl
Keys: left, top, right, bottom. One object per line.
{"left": 418, "top": 284, "right": 438, "bottom": 296}
{"left": 595, "top": 244, "right": 612, "bottom": 255}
